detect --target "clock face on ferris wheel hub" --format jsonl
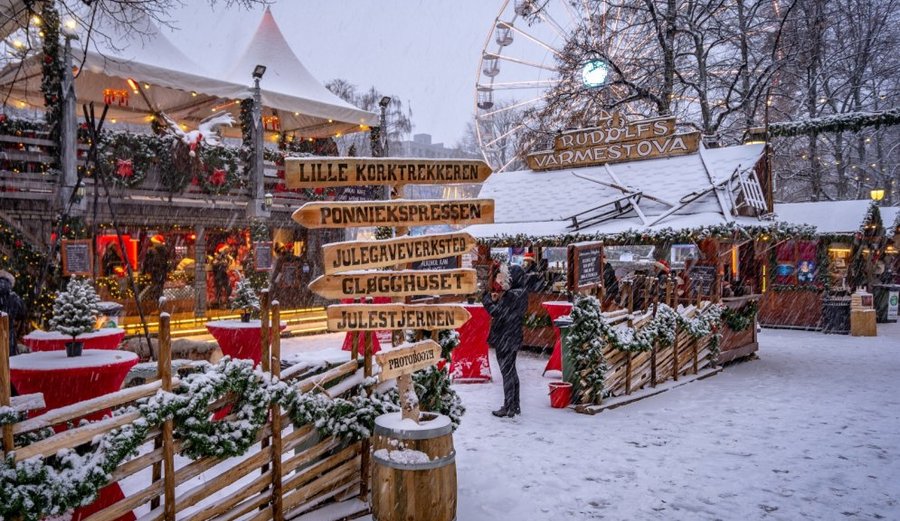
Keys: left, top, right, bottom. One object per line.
{"left": 580, "top": 58, "right": 610, "bottom": 89}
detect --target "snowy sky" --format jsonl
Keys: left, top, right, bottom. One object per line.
{"left": 166, "top": 1, "right": 504, "bottom": 146}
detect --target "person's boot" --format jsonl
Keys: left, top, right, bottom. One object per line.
{"left": 492, "top": 406, "right": 510, "bottom": 417}
{"left": 507, "top": 406, "right": 521, "bottom": 417}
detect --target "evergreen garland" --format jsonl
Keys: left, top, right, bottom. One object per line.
{"left": 241, "top": 220, "right": 270, "bottom": 293}
{"left": 40, "top": 3, "right": 62, "bottom": 155}
{"left": 720, "top": 301, "right": 759, "bottom": 332}
{"left": 567, "top": 296, "right": 609, "bottom": 405}
{"left": 99, "top": 132, "right": 158, "bottom": 188}
{"left": 769, "top": 108, "right": 900, "bottom": 138}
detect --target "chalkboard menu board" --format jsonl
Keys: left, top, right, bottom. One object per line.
{"left": 254, "top": 242, "right": 273, "bottom": 271}
{"left": 691, "top": 265, "right": 717, "bottom": 296}
{"left": 62, "top": 239, "right": 93, "bottom": 276}
{"left": 410, "top": 256, "right": 459, "bottom": 271}
{"left": 567, "top": 241, "right": 603, "bottom": 292}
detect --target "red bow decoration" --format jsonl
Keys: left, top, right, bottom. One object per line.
{"left": 116, "top": 159, "right": 134, "bottom": 178}
{"left": 209, "top": 168, "right": 227, "bottom": 186}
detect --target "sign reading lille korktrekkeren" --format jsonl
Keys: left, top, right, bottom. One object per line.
{"left": 284, "top": 158, "right": 493, "bottom": 189}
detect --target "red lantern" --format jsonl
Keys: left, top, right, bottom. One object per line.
{"left": 116, "top": 159, "right": 134, "bottom": 178}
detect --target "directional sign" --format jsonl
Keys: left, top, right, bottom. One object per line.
{"left": 292, "top": 199, "right": 495, "bottom": 229}
{"left": 284, "top": 158, "right": 493, "bottom": 189}
{"left": 326, "top": 303, "right": 471, "bottom": 331}
{"left": 323, "top": 232, "right": 477, "bottom": 274}
{"left": 376, "top": 340, "right": 441, "bottom": 381}
{"left": 309, "top": 269, "right": 476, "bottom": 299}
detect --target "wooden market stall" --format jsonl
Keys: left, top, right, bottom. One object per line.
{"left": 465, "top": 113, "right": 777, "bottom": 362}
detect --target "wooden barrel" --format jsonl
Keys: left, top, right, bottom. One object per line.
{"left": 372, "top": 412, "right": 457, "bottom": 521}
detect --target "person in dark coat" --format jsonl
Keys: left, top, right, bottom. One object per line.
{"left": 0, "top": 270, "right": 26, "bottom": 356}
{"left": 602, "top": 261, "right": 619, "bottom": 310}
{"left": 141, "top": 235, "right": 171, "bottom": 305}
{"left": 483, "top": 264, "right": 528, "bottom": 417}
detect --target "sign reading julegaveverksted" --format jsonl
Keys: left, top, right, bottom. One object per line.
{"left": 284, "top": 158, "right": 493, "bottom": 189}
{"left": 308, "top": 269, "right": 476, "bottom": 299}
{"left": 376, "top": 340, "right": 441, "bottom": 381}
{"left": 292, "top": 199, "right": 495, "bottom": 229}
{"left": 322, "top": 232, "right": 476, "bottom": 275}
{"left": 526, "top": 113, "right": 700, "bottom": 171}
{"left": 326, "top": 303, "right": 471, "bottom": 331}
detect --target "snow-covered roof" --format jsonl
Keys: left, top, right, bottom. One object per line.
{"left": 466, "top": 143, "right": 766, "bottom": 239}
{"left": 773, "top": 200, "right": 873, "bottom": 235}
{"left": 0, "top": 9, "right": 376, "bottom": 138}
{"left": 880, "top": 206, "right": 899, "bottom": 231}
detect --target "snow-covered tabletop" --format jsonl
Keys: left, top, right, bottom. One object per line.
{"left": 22, "top": 327, "right": 127, "bottom": 352}
{"left": 206, "top": 320, "right": 287, "bottom": 365}
{"left": 9, "top": 349, "right": 138, "bottom": 371}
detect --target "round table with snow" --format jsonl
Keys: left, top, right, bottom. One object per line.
{"left": 22, "top": 327, "right": 127, "bottom": 352}
{"left": 450, "top": 303, "right": 493, "bottom": 383}
{"left": 205, "top": 320, "right": 287, "bottom": 365}
{"left": 541, "top": 301, "right": 573, "bottom": 376}
{"left": 9, "top": 349, "right": 139, "bottom": 521}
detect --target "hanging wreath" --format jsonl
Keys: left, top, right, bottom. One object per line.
{"left": 99, "top": 132, "right": 156, "bottom": 187}
{"left": 197, "top": 145, "right": 241, "bottom": 195}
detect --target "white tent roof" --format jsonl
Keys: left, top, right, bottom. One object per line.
{"left": 223, "top": 8, "right": 376, "bottom": 135}
{"left": 774, "top": 200, "right": 873, "bottom": 235}
{"left": 0, "top": 9, "right": 375, "bottom": 138}
{"left": 466, "top": 143, "right": 767, "bottom": 239}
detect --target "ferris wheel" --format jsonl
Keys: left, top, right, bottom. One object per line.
{"left": 475, "top": 0, "right": 656, "bottom": 173}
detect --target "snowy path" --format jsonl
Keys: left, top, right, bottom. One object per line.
{"left": 452, "top": 326, "right": 900, "bottom": 520}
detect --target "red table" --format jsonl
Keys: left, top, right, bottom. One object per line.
{"left": 22, "top": 328, "right": 126, "bottom": 352}
{"left": 206, "top": 320, "right": 287, "bottom": 366}
{"left": 450, "top": 304, "right": 493, "bottom": 383}
{"left": 541, "top": 301, "right": 573, "bottom": 376}
{"left": 9, "top": 349, "right": 139, "bottom": 521}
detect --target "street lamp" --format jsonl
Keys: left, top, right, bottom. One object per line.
{"left": 379, "top": 97, "right": 391, "bottom": 157}
{"left": 870, "top": 189, "right": 885, "bottom": 202}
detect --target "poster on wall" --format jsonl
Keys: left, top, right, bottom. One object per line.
{"left": 796, "top": 260, "right": 816, "bottom": 284}
{"left": 888, "top": 290, "right": 899, "bottom": 321}
{"left": 254, "top": 242, "right": 273, "bottom": 271}
{"left": 62, "top": 239, "right": 93, "bottom": 276}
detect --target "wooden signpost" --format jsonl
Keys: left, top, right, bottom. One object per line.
{"left": 284, "top": 158, "right": 492, "bottom": 189}
{"left": 292, "top": 199, "right": 495, "bottom": 229}
{"left": 322, "top": 232, "right": 477, "bottom": 274}
{"left": 308, "top": 269, "right": 477, "bottom": 299}
{"left": 326, "top": 303, "right": 471, "bottom": 332}
{"left": 526, "top": 112, "right": 700, "bottom": 171}
{"left": 375, "top": 339, "right": 441, "bottom": 421}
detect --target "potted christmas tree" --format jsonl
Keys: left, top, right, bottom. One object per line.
{"left": 50, "top": 278, "right": 101, "bottom": 357}
{"left": 230, "top": 278, "right": 260, "bottom": 323}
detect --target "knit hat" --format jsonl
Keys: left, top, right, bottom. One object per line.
{"left": 0, "top": 270, "right": 14, "bottom": 286}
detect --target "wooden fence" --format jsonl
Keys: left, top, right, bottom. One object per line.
{"left": 0, "top": 301, "right": 373, "bottom": 521}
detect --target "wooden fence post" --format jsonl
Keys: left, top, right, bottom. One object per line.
{"left": 359, "top": 331, "right": 374, "bottom": 502}
{"left": 1, "top": 313, "right": 13, "bottom": 453}
{"left": 624, "top": 352, "right": 632, "bottom": 395}
{"left": 672, "top": 330, "right": 680, "bottom": 382}
{"left": 259, "top": 290, "right": 271, "bottom": 495}
{"left": 269, "top": 301, "right": 284, "bottom": 521}
{"left": 626, "top": 281, "right": 634, "bottom": 314}
{"left": 159, "top": 313, "right": 176, "bottom": 521}
{"left": 650, "top": 343, "right": 657, "bottom": 388}
{"left": 692, "top": 338, "right": 699, "bottom": 375}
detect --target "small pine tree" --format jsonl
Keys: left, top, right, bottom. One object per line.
{"left": 230, "top": 278, "right": 260, "bottom": 318}
{"left": 50, "top": 278, "right": 100, "bottom": 339}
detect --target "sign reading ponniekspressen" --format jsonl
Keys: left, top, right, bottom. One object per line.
{"left": 292, "top": 199, "right": 495, "bottom": 229}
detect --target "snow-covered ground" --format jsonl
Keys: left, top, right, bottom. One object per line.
{"left": 451, "top": 325, "right": 900, "bottom": 521}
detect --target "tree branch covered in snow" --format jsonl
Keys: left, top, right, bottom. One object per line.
{"left": 769, "top": 108, "right": 900, "bottom": 138}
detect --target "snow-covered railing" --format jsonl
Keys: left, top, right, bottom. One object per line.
{"left": 0, "top": 303, "right": 375, "bottom": 521}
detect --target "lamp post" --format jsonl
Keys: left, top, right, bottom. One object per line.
{"left": 247, "top": 64, "right": 269, "bottom": 219}
{"left": 379, "top": 96, "right": 391, "bottom": 157}
{"left": 870, "top": 188, "right": 885, "bottom": 204}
